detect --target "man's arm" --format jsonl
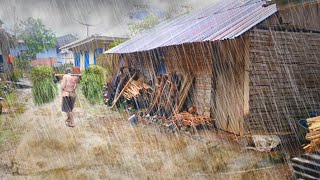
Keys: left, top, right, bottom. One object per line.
{"left": 61, "top": 76, "right": 66, "bottom": 92}
{"left": 73, "top": 77, "right": 79, "bottom": 90}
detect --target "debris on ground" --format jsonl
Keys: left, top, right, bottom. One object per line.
{"left": 249, "top": 135, "right": 281, "bottom": 152}
{"left": 172, "top": 112, "right": 213, "bottom": 129}
{"left": 303, "top": 116, "right": 320, "bottom": 152}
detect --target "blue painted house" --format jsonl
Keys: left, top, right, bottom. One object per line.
{"left": 10, "top": 34, "right": 77, "bottom": 67}
{"left": 61, "top": 35, "right": 125, "bottom": 71}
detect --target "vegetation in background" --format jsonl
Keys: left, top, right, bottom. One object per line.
{"left": 54, "top": 63, "right": 74, "bottom": 74}
{"left": 81, "top": 65, "right": 107, "bottom": 104}
{"left": 108, "top": 39, "right": 126, "bottom": 49}
{"left": 0, "top": 82, "right": 14, "bottom": 94}
{"left": 15, "top": 53, "right": 31, "bottom": 71}
{"left": 19, "top": 17, "right": 57, "bottom": 59}
{"left": 31, "top": 66, "right": 58, "bottom": 106}
{"left": 128, "top": 15, "right": 159, "bottom": 38}
{"left": 9, "top": 69, "right": 22, "bottom": 82}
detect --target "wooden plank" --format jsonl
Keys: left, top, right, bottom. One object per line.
{"left": 244, "top": 37, "right": 250, "bottom": 118}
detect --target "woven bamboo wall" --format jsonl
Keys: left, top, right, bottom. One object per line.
{"left": 164, "top": 42, "right": 214, "bottom": 115}
{"left": 123, "top": 52, "right": 155, "bottom": 83}
{"left": 246, "top": 29, "right": 320, "bottom": 135}
{"left": 280, "top": 2, "right": 320, "bottom": 32}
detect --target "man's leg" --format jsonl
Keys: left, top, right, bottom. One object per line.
{"left": 69, "top": 112, "right": 74, "bottom": 127}
{"left": 66, "top": 113, "right": 70, "bottom": 122}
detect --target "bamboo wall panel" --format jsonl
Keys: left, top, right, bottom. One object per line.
{"left": 164, "top": 42, "right": 214, "bottom": 115}
{"left": 246, "top": 29, "right": 320, "bottom": 135}
{"left": 280, "top": 2, "right": 320, "bottom": 32}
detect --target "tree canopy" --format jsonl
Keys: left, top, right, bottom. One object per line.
{"left": 19, "top": 18, "right": 56, "bottom": 59}
{"left": 128, "top": 15, "right": 159, "bottom": 38}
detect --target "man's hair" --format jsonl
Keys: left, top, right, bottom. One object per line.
{"left": 65, "top": 68, "right": 72, "bottom": 74}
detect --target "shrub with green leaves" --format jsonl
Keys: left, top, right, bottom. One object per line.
{"left": 81, "top": 65, "right": 106, "bottom": 104}
{"left": 10, "top": 69, "right": 22, "bottom": 82}
{"left": 54, "top": 63, "right": 74, "bottom": 74}
{"left": 31, "top": 66, "right": 58, "bottom": 106}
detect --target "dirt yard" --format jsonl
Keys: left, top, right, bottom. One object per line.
{"left": 0, "top": 88, "right": 291, "bottom": 180}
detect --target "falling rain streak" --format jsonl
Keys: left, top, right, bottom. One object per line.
{"left": 0, "top": 0, "right": 319, "bottom": 179}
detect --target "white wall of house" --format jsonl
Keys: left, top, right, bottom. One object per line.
{"left": 58, "top": 51, "right": 74, "bottom": 65}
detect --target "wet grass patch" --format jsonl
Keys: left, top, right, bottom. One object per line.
{"left": 0, "top": 116, "right": 22, "bottom": 149}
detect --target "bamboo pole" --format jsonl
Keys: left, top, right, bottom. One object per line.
{"left": 55, "top": 74, "right": 82, "bottom": 77}
{"left": 111, "top": 73, "right": 136, "bottom": 109}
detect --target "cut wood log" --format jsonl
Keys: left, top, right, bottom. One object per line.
{"left": 304, "top": 116, "right": 320, "bottom": 152}
{"left": 175, "top": 75, "right": 194, "bottom": 113}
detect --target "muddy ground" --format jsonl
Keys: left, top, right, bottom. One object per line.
{"left": 0, "top": 88, "right": 291, "bottom": 180}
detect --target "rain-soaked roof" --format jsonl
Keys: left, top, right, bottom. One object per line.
{"left": 61, "top": 35, "right": 126, "bottom": 50}
{"left": 106, "top": 0, "right": 278, "bottom": 54}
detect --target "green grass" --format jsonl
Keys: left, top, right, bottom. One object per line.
{"left": 31, "top": 66, "right": 58, "bottom": 106}
{"left": 0, "top": 92, "right": 26, "bottom": 147}
{"left": 0, "top": 116, "right": 21, "bottom": 148}
{"left": 5, "top": 93, "right": 27, "bottom": 115}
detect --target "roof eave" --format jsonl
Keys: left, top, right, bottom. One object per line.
{"left": 60, "top": 36, "right": 127, "bottom": 50}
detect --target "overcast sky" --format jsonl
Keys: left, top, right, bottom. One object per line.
{"left": 0, "top": 0, "right": 218, "bottom": 39}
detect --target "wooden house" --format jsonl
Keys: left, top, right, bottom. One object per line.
{"left": 10, "top": 34, "right": 78, "bottom": 67}
{"left": 61, "top": 35, "right": 126, "bottom": 71}
{"left": 106, "top": 0, "right": 320, "bottom": 136}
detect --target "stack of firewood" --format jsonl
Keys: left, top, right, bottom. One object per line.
{"left": 123, "top": 80, "right": 151, "bottom": 100}
{"left": 304, "top": 116, "right": 320, "bottom": 152}
{"left": 172, "top": 112, "right": 212, "bottom": 128}
{"left": 148, "top": 72, "right": 194, "bottom": 118}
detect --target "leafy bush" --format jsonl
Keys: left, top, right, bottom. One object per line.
{"left": 16, "top": 53, "right": 31, "bottom": 70}
{"left": 0, "top": 82, "right": 15, "bottom": 98}
{"left": 81, "top": 65, "right": 106, "bottom": 104}
{"left": 108, "top": 40, "right": 126, "bottom": 49}
{"left": 128, "top": 15, "right": 159, "bottom": 38}
{"left": 10, "top": 69, "right": 22, "bottom": 82}
{"left": 31, "top": 66, "right": 58, "bottom": 106}
{"left": 54, "top": 63, "right": 74, "bottom": 74}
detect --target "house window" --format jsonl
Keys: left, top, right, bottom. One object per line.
{"left": 158, "top": 59, "right": 166, "bottom": 75}
{"left": 153, "top": 49, "right": 166, "bottom": 75}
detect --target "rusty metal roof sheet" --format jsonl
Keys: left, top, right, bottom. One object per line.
{"left": 106, "top": 0, "right": 277, "bottom": 54}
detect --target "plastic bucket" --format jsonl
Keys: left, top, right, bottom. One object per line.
{"left": 309, "top": 112, "right": 317, "bottom": 118}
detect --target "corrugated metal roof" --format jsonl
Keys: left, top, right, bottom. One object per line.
{"left": 106, "top": 0, "right": 277, "bottom": 54}
{"left": 60, "top": 35, "right": 126, "bottom": 50}
{"left": 56, "top": 34, "right": 78, "bottom": 48}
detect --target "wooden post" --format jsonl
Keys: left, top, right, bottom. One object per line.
{"left": 111, "top": 72, "right": 136, "bottom": 109}
{"left": 243, "top": 36, "right": 251, "bottom": 136}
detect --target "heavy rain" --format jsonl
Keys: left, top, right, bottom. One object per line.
{"left": 0, "top": 0, "right": 319, "bottom": 179}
